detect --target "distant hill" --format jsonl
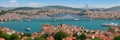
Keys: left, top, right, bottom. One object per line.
{"left": 8, "top": 5, "right": 107, "bottom": 11}
{"left": 105, "top": 6, "right": 120, "bottom": 11}
{"left": 3, "top": 5, "right": 120, "bottom": 12}
{"left": 0, "top": 7, "right": 13, "bottom": 10}
{"left": 7, "top": 5, "right": 84, "bottom": 11}
{"left": 88, "top": 8, "right": 105, "bottom": 11}
{"left": 44, "top": 5, "right": 83, "bottom": 11}
{"left": 9, "top": 7, "right": 41, "bottom": 11}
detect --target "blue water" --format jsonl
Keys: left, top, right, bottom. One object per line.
{"left": 0, "top": 18, "right": 120, "bottom": 33}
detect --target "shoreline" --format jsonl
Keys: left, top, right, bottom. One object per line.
{"left": 0, "top": 24, "right": 120, "bottom": 40}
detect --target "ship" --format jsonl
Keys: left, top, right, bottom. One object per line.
{"left": 25, "top": 28, "right": 31, "bottom": 31}
{"left": 74, "top": 18, "right": 79, "bottom": 21}
{"left": 102, "top": 22, "right": 118, "bottom": 27}
{"left": 27, "top": 20, "right": 31, "bottom": 22}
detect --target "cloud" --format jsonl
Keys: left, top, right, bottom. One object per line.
{"left": 10, "top": 0, "right": 17, "bottom": 3}
{"left": 27, "top": 2, "right": 47, "bottom": 7}
{"left": 27, "top": 2, "right": 40, "bottom": 7}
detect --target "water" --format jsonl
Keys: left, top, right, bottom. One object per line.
{"left": 0, "top": 18, "right": 120, "bottom": 33}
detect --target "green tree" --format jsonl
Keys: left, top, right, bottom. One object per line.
{"left": 73, "top": 33, "right": 87, "bottom": 40}
{"left": 0, "top": 33, "right": 10, "bottom": 40}
{"left": 22, "top": 33, "right": 31, "bottom": 37}
{"left": 34, "top": 37, "right": 45, "bottom": 40}
{"left": 54, "top": 31, "right": 68, "bottom": 40}
{"left": 113, "top": 36, "right": 120, "bottom": 40}
{"left": 26, "top": 37, "right": 33, "bottom": 40}
{"left": 0, "top": 10, "right": 7, "bottom": 15}
{"left": 92, "top": 37, "right": 102, "bottom": 40}
{"left": 79, "top": 34, "right": 87, "bottom": 40}
{"left": 41, "top": 34, "right": 49, "bottom": 39}
{"left": 10, "top": 34, "right": 20, "bottom": 40}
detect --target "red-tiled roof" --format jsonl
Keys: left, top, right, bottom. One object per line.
{"left": 0, "top": 38, "right": 5, "bottom": 40}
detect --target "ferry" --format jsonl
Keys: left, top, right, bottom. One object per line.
{"left": 20, "top": 20, "right": 23, "bottom": 22}
{"left": 90, "top": 18, "right": 93, "bottom": 20}
{"left": 25, "top": 28, "right": 31, "bottom": 31}
{"left": 74, "top": 18, "right": 79, "bottom": 21}
{"left": 27, "top": 20, "right": 31, "bottom": 22}
{"left": 102, "top": 22, "right": 118, "bottom": 27}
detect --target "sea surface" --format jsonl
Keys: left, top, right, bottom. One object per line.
{"left": 0, "top": 18, "right": 120, "bottom": 33}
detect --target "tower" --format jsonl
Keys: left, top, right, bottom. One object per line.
{"left": 86, "top": 0, "right": 89, "bottom": 12}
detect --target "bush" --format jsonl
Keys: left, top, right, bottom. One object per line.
{"left": 54, "top": 31, "right": 68, "bottom": 40}
{"left": 10, "top": 34, "right": 20, "bottom": 40}
{"left": 113, "top": 36, "right": 120, "bottom": 40}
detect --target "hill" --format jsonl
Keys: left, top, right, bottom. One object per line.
{"left": 44, "top": 5, "right": 83, "bottom": 11}
{"left": 105, "top": 6, "right": 120, "bottom": 11}
{"left": 9, "top": 7, "right": 41, "bottom": 11}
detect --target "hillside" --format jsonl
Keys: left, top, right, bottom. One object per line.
{"left": 105, "top": 6, "right": 120, "bottom": 11}
{"left": 44, "top": 5, "right": 83, "bottom": 11}
{"left": 9, "top": 7, "right": 41, "bottom": 11}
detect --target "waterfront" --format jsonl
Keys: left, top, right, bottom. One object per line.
{"left": 0, "top": 18, "right": 120, "bottom": 33}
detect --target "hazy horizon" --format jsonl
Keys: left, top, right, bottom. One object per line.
{"left": 0, "top": 0, "right": 120, "bottom": 8}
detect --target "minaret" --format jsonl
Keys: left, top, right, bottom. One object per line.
{"left": 86, "top": 4, "right": 89, "bottom": 11}
{"left": 53, "top": 12, "right": 56, "bottom": 22}
{"left": 53, "top": 8, "right": 56, "bottom": 25}
{"left": 86, "top": 0, "right": 89, "bottom": 12}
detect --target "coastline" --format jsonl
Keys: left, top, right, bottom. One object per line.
{"left": 0, "top": 24, "right": 120, "bottom": 40}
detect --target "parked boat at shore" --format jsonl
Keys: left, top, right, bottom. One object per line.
{"left": 0, "top": 22, "right": 4, "bottom": 23}
{"left": 102, "top": 22, "right": 118, "bottom": 27}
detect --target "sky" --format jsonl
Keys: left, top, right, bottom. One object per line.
{"left": 0, "top": 0, "right": 120, "bottom": 8}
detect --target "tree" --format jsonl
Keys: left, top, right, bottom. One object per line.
{"left": 113, "top": 36, "right": 120, "bottom": 40}
{"left": 34, "top": 37, "right": 45, "bottom": 40}
{"left": 79, "top": 34, "right": 87, "bottom": 40}
{"left": 10, "top": 34, "right": 20, "bottom": 40}
{"left": 73, "top": 33, "right": 87, "bottom": 40}
{"left": 26, "top": 37, "right": 33, "bottom": 40}
{"left": 0, "top": 33, "right": 10, "bottom": 40}
{"left": 41, "top": 34, "right": 49, "bottom": 39}
{"left": 92, "top": 37, "right": 102, "bottom": 40}
{"left": 54, "top": 31, "right": 68, "bottom": 40}
{"left": 0, "top": 10, "right": 7, "bottom": 15}
{"left": 22, "top": 33, "right": 31, "bottom": 37}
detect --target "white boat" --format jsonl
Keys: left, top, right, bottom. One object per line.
{"left": 90, "top": 18, "right": 93, "bottom": 20}
{"left": 0, "top": 22, "right": 4, "bottom": 23}
{"left": 74, "top": 18, "right": 79, "bottom": 21}
{"left": 27, "top": 20, "right": 31, "bottom": 22}
{"left": 102, "top": 22, "right": 118, "bottom": 27}
{"left": 20, "top": 20, "right": 23, "bottom": 22}
{"left": 25, "top": 28, "right": 31, "bottom": 31}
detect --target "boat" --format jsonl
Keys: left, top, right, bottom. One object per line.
{"left": 25, "top": 28, "right": 31, "bottom": 31}
{"left": 90, "top": 18, "right": 93, "bottom": 20}
{"left": 20, "top": 20, "right": 23, "bottom": 22}
{"left": 0, "top": 22, "right": 4, "bottom": 23}
{"left": 102, "top": 22, "right": 118, "bottom": 27}
{"left": 27, "top": 20, "right": 31, "bottom": 22}
{"left": 74, "top": 18, "right": 79, "bottom": 21}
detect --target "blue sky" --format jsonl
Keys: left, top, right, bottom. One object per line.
{"left": 0, "top": 0, "right": 120, "bottom": 8}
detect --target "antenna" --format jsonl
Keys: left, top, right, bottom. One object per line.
{"left": 86, "top": 0, "right": 89, "bottom": 11}
{"left": 86, "top": 4, "right": 89, "bottom": 10}
{"left": 53, "top": 10, "right": 55, "bottom": 22}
